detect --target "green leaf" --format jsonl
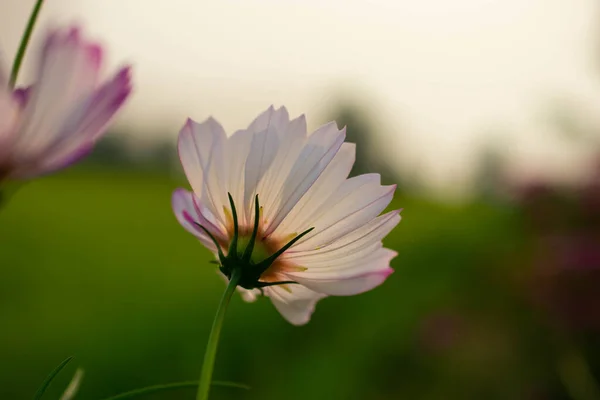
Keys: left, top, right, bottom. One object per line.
{"left": 33, "top": 356, "right": 74, "bottom": 400}
{"left": 100, "top": 380, "right": 250, "bottom": 400}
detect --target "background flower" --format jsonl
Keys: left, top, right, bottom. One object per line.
{"left": 0, "top": 27, "right": 131, "bottom": 182}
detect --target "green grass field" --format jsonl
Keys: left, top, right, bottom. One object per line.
{"left": 0, "top": 168, "right": 534, "bottom": 399}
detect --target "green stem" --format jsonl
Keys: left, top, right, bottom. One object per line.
{"left": 196, "top": 268, "right": 241, "bottom": 400}
{"left": 10, "top": 0, "right": 45, "bottom": 87}
{"left": 100, "top": 380, "right": 249, "bottom": 400}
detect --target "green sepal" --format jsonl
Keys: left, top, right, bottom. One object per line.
{"left": 203, "top": 193, "right": 313, "bottom": 292}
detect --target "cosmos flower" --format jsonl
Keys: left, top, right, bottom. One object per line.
{"left": 0, "top": 27, "right": 131, "bottom": 182}
{"left": 173, "top": 106, "right": 401, "bottom": 325}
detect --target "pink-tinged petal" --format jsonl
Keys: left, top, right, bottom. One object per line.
{"left": 264, "top": 122, "right": 346, "bottom": 235}
{"left": 13, "top": 86, "right": 32, "bottom": 107}
{"left": 13, "top": 27, "right": 105, "bottom": 156}
{"left": 32, "top": 141, "right": 94, "bottom": 176}
{"left": 293, "top": 268, "right": 394, "bottom": 296}
{"left": 172, "top": 188, "right": 205, "bottom": 236}
{"left": 172, "top": 188, "right": 227, "bottom": 252}
{"left": 287, "top": 248, "right": 397, "bottom": 296}
{"left": 267, "top": 284, "right": 326, "bottom": 325}
{"left": 29, "top": 67, "right": 132, "bottom": 175}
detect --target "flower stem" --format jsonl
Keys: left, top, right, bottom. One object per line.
{"left": 10, "top": 0, "right": 45, "bottom": 87}
{"left": 196, "top": 268, "right": 241, "bottom": 400}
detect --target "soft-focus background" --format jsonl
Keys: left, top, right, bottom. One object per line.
{"left": 2, "top": 0, "right": 600, "bottom": 399}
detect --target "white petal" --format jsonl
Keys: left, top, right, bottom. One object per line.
{"left": 291, "top": 178, "right": 396, "bottom": 251}
{"left": 285, "top": 210, "right": 401, "bottom": 262}
{"left": 288, "top": 243, "right": 383, "bottom": 272}
{"left": 293, "top": 269, "right": 393, "bottom": 296}
{"left": 264, "top": 122, "right": 346, "bottom": 235}
{"left": 290, "top": 245, "right": 395, "bottom": 276}
{"left": 238, "top": 286, "right": 261, "bottom": 303}
{"left": 246, "top": 105, "right": 289, "bottom": 135}
{"left": 243, "top": 125, "right": 280, "bottom": 217}
{"left": 224, "top": 128, "right": 253, "bottom": 224}
{"left": 273, "top": 142, "right": 355, "bottom": 236}
{"left": 178, "top": 117, "right": 229, "bottom": 226}
{"left": 287, "top": 248, "right": 396, "bottom": 296}
{"left": 201, "top": 138, "right": 229, "bottom": 226}
{"left": 267, "top": 284, "right": 326, "bottom": 325}
{"left": 178, "top": 117, "right": 226, "bottom": 196}
{"left": 257, "top": 114, "right": 308, "bottom": 226}
{"left": 243, "top": 106, "right": 292, "bottom": 218}
{"left": 0, "top": 57, "right": 8, "bottom": 87}
{"left": 13, "top": 28, "right": 102, "bottom": 157}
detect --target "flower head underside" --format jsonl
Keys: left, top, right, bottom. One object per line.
{"left": 173, "top": 106, "right": 401, "bottom": 325}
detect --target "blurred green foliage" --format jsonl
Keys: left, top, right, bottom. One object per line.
{"left": 0, "top": 167, "right": 591, "bottom": 399}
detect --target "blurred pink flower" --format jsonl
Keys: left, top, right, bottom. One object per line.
{"left": 0, "top": 27, "right": 131, "bottom": 181}
{"left": 531, "top": 234, "right": 600, "bottom": 332}
{"left": 522, "top": 156, "right": 600, "bottom": 332}
{"left": 173, "top": 106, "right": 401, "bottom": 325}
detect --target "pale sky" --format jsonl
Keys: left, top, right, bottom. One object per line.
{"left": 2, "top": 0, "right": 600, "bottom": 197}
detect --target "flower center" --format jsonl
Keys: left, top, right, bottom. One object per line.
{"left": 233, "top": 234, "right": 275, "bottom": 266}
{"left": 194, "top": 193, "right": 313, "bottom": 291}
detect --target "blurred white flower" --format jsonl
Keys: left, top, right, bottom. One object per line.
{"left": 173, "top": 106, "right": 400, "bottom": 325}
